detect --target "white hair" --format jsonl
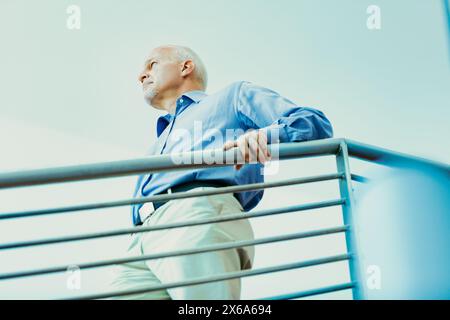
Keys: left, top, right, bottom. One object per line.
{"left": 166, "top": 45, "right": 208, "bottom": 90}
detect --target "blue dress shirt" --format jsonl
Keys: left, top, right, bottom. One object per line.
{"left": 131, "top": 81, "right": 333, "bottom": 225}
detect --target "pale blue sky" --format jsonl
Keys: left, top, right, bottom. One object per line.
{"left": 0, "top": 0, "right": 448, "bottom": 299}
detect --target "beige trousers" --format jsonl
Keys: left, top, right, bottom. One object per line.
{"left": 108, "top": 187, "right": 255, "bottom": 300}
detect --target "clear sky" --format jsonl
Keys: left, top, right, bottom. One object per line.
{"left": 0, "top": 0, "right": 449, "bottom": 299}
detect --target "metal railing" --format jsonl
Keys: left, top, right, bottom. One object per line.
{"left": 0, "top": 138, "right": 448, "bottom": 300}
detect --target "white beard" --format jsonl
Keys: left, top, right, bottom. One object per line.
{"left": 143, "top": 86, "right": 159, "bottom": 106}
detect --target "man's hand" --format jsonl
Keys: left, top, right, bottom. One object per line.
{"left": 223, "top": 130, "right": 272, "bottom": 170}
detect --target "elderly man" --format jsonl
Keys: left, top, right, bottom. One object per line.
{"left": 109, "top": 45, "right": 333, "bottom": 300}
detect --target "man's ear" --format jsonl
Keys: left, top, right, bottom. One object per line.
{"left": 181, "top": 60, "right": 195, "bottom": 77}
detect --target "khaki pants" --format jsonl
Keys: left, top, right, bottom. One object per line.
{"left": 108, "top": 187, "right": 255, "bottom": 300}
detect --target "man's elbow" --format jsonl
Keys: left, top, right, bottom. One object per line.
{"left": 280, "top": 108, "right": 334, "bottom": 142}
{"left": 320, "top": 118, "right": 334, "bottom": 139}
{"left": 310, "top": 110, "right": 333, "bottom": 140}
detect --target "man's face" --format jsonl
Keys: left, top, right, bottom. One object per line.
{"left": 138, "top": 47, "right": 183, "bottom": 108}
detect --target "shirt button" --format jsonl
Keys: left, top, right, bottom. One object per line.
{"left": 179, "top": 98, "right": 184, "bottom": 104}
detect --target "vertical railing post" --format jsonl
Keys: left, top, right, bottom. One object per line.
{"left": 335, "top": 140, "right": 365, "bottom": 300}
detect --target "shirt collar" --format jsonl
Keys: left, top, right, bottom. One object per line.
{"left": 155, "top": 90, "right": 207, "bottom": 137}
{"left": 156, "top": 113, "right": 173, "bottom": 137}
{"left": 175, "top": 90, "right": 207, "bottom": 115}
{"left": 181, "top": 90, "right": 207, "bottom": 104}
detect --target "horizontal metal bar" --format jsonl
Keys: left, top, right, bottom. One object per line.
{"left": 64, "top": 253, "right": 351, "bottom": 300}
{"left": 0, "top": 198, "right": 344, "bottom": 251}
{"left": 0, "top": 173, "right": 343, "bottom": 220}
{"left": 0, "top": 138, "right": 343, "bottom": 189}
{"left": 346, "top": 139, "right": 450, "bottom": 173}
{"left": 0, "top": 225, "right": 348, "bottom": 281}
{"left": 350, "top": 174, "right": 369, "bottom": 183}
{"left": 260, "top": 282, "right": 356, "bottom": 300}
{"left": 1, "top": 138, "right": 446, "bottom": 190}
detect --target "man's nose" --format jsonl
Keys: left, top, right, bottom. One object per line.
{"left": 138, "top": 72, "right": 148, "bottom": 84}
